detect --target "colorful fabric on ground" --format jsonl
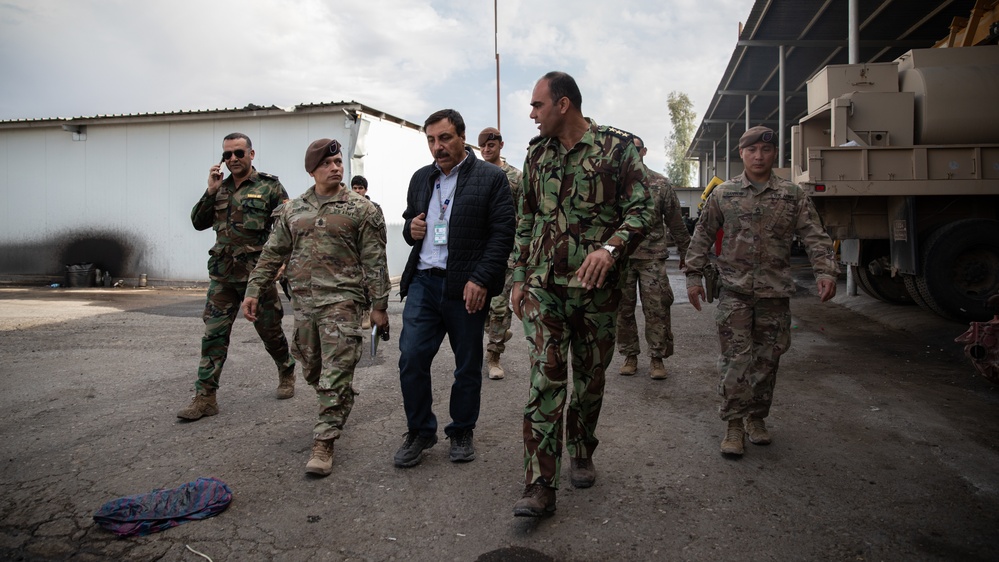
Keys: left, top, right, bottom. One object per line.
{"left": 93, "top": 477, "right": 232, "bottom": 537}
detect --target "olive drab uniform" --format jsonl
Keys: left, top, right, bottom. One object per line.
{"left": 685, "top": 172, "right": 839, "bottom": 420}
{"left": 190, "top": 168, "right": 295, "bottom": 394}
{"left": 486, "top": 160, "right": 523, "bottom": 355}
{"left": 246, "top": 187, "right": 389, "bottom": 441}
{"left": 515, "top": 120, "right": 653, "bottom": 489}
{"left": 616, "top": 168, "right": 691, "bottom": 359}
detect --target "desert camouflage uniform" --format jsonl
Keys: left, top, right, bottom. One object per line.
{"left": 616, "top": 169, "right": 691, "bottom": 359}
{"left": 190, "top": 168, "right": 295, "bottom": 395}
{"left": 247, "top": 186, "right": 389, "bottom": 440}
{"left": 515, "top": 120, "right": 653, "bottom": 489}
{"left": 486, "top": 160, "right": 523, "bottom": 355}
{"left": 685, "top": 172, "right": 838, "bottom": 420}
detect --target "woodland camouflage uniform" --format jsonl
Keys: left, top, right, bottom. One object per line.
{"left": 190, "top": 169, "right": 295, "bottom": 395}
{"left": 515, "top": 119, "right": 653, "bottom": 489}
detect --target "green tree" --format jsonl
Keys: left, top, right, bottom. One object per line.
{"left": 664, "top": 91, "right": 696, "bottom": 187}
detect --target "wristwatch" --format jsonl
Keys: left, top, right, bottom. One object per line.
{"left": 601, "top": 244, "right": 619, "bottom": 260}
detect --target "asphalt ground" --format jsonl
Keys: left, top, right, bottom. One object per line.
{"left": 0, "top": 261, "right": 997, "bottom": 561}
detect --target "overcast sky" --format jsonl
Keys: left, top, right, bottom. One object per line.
{"left": 0, "top": 0, "right": 749, "bottom": 175}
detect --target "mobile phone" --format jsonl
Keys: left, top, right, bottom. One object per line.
{"left": 214, "top": 157, "right": 225, "bottom": 179}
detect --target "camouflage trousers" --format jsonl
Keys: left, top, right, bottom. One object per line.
{"left": 291, "top": 301, "right": 365, "bottom": 441}
{"left": 616, "top": 258, "right": 675, "bottom": 358}
{"left": 195, "top": 280, "right": 294, "bottom": 394}
{"left": 486, "top": 266, "right": 515, "bottom": 354}
{"left": 714, "top": 292, "right": 791, "bottom": 421}
{"left": 521, "top": 284, "right": 620, "bottom": 489}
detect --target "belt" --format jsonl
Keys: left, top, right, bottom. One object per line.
{"left": 424, "top": 268, "right": 447, "bottom": 278}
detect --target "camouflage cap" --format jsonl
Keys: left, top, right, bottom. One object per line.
{"left": 739, "top": 126, "right": 777, "bottom": 149}
{"left": 304, "top": 139, "right": 341, "bottom": 173}
{"left": 477, "top": 127, "right": 501, "bottom": 146}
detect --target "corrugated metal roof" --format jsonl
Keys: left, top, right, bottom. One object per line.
{"left": 0, "top": 101, "right": 424, "bottom": 131}
{"left": 686, "top": 0, "right": 989, "bottom": 165}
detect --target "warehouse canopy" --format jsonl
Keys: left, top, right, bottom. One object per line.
{"left": 686, "top": 0, "right": 992, "bottom": 173}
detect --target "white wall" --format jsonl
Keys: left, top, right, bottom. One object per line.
{"left": 0, "top": 108, "right": 425, "bottom": 282}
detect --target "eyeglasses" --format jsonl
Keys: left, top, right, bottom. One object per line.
{"left": 221, "top": 149, "right": 246, "bottom": 160}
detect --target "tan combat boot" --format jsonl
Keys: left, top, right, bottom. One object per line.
{"left": 487, "top": 351, "right": 505, "bottom": 380}
{"left": 276, "top": 369, "right": 295, "bottom": 399}
{"left": 720, "top": 418, "right": 745, "bottom": 456}
{"left": 649, "top": 357, "right": 667, "bottom": 380}
{"left": 176, "top": 391, "right": 219, "bottom": 421}
{"left": 305, "top": 439, "right": 335, "bottom": 476}
{"left": 745, "top": 416, "right": 772, "bottom": 445}
{"left": 619, "top": 355, "right": 638, "bottom": 376}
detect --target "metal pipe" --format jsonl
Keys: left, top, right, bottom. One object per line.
{"left": 848, "top": 0, "right": 859, "bottom": 64}
{"left": 778, "top": 44, "right": 786, "bottom": 167}
{"left": 746, "top": 95, "right": 751, "bottom": 130}
{"left": 494, "top": 0, "right": 501, "bottom": 130}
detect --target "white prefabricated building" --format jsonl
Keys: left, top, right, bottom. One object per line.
{"left": 0, "top": 102, "right": 428, "bottom": 285}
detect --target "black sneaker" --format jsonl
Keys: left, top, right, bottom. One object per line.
{"left": 449, "top": 430, "right": 475, "bottom": 463}
{"left": 393, "top": 432, "right": 437, "bottom": 468}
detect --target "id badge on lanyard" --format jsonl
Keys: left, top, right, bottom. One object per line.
{"left": 434, "top": 220, "right": 448, "bottom": 245}
{"left": 434, "top": 179, "right": 454, "bottom": 246}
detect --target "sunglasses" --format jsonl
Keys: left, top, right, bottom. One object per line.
{"left": 221, "top": 149, "right": 246, "bottom": 160}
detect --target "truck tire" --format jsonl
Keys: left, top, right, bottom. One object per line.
{"left": 917, "top": 219, "right": 999, "bottom": 323}
{"left": 856, "top": 240, "right": 914, "bottom": 305}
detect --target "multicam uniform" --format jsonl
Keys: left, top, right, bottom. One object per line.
{"left": 515, "top": 120, "right": 653, "bottom": 489}
{"left": 246, "top": 186, "right": 389, "bottom": 440}
{"left": 190, "top": 169, "right": 295, "bottom": 394}
{"left": 685, "top": 172, "right": 839, "bottom": 420}
{"left": 616, "top": 169, "right": 691, "bottom": 359}
{"left": 486, "top": 160, "right": 523, "bottom": 355}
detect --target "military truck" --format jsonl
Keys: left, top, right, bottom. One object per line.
{"left": 790, "top": 45, "right": 999, "bottom": 322}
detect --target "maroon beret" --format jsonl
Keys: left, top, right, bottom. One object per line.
{"left": 304, "top": 138, "right": 341, "bottom": 173}
{"left": 477, "top": 127, "right": 502, "bottom": 147}
{"left": 739, "top": 126, "right": 777, "bottom": 149}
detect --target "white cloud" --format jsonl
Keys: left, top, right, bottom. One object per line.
{"left": 0, "top": 0, "right": 749, "bottom": 184}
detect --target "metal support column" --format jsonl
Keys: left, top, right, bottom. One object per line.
{"left": 848, "top": 0, "right": 859, "bottom": 64}
{"left": 746, "top": 95, "right": 751, "bottom": 130}
{"left": 725, "top": 122, "right": 731, "bottom": 179}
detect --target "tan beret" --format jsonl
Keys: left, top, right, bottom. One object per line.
{"left": 477, "top": 127, "right": 502, "bottom": 147}
{"left": 304, "top": 138, "right": 342, "bottom": 173}
{"left": 739, "top": 126, "right": 777, "bottom": 149}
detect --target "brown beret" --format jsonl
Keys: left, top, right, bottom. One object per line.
{"left": 477, "top": 127, "right": 502, "bottom": 147}
{"left": 304, "top": 138, "right": 342, "bottom": 173}
{"left": 739, "top": 126, "right": 777, "bottom": 149}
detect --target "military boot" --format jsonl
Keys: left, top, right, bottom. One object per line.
{"left": 619, "top": 355, "right": 638, "bottom": 376}
{"left": 487, "top": 351, "right": 505, "bottom": 380}
{"left": 276, "top": 368, "right": 295, "bottom": 399}
{"left": 176, "top": 391, "right": 218, "bottom": 421}
{"left": 649, "top": 357, "right": 668, "bottom": 380}
{"left": 745, "top": 416, "right": 772, "bottom": 445}
{"left": 305, "top": 439, "right": 335, "bottom": 476}
{"left": 720, "top": 418, "right": 745, "bottom": 456}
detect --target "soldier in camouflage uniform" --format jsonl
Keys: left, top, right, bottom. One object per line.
{"left": 616, "top": 136, "right": 691, "bottom": 380}
{"left": 686, "top": 126, "right": 839, "bottom": 457}
{"left": 478, "top": 127, "right": 523, "bottom": 380}
{"left": 243, "top": 139, "right": 389, "bottom": 476}
{"left": 177, "top": 133, "right": 296, "bottom": 422}
{"left": 350, "top": 175, "right": 385, "bottom": 330}
{"left": 511, "top": 72, "right": 653, "bottom": 517}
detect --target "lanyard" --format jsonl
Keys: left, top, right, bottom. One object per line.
{"left": 436, "top": 179, "right": 457, "bottom": 216}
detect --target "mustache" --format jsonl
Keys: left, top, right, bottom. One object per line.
{"left": 434, "top": 150, "right": 450, "bottom": 159}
